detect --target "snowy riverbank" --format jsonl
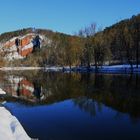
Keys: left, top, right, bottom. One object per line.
{"left": 0, "top": 65, "right": 140, "bottom": 74}
{"left": 0, "top": 105, "right": 31, "bottom": 140}
{"left": 44, "top": 65, "right": 140, "bottom": 74}
{"left": 93, "top": 65, "right": 140, "bottom": 74}
{"left": 0, "top": 67, "right": 43, "bottom": 71}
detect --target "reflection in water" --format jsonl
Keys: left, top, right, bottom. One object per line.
{"left": 73, "top": 97, "right": 97, "bottom": 117}
{"left": 2, "top": 75, "right": 44, "bottom": 102}
{"left": 0, "top": 71, "right": 140, "bottom": 140}
{"left": 0, "top": 71, "right": 140, "bottom": 119}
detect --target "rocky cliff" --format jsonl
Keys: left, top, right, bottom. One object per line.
{"left": 0, "top": 33, "right": 44, "bottom": 60}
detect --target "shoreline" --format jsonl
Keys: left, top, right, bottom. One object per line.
{"left": 0, "top": 67, "right": 43, "bottom": 71}
{"left": 0, "top": 65, "right": 140, "bottom": 74}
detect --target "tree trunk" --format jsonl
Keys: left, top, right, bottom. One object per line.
{"left": 69, "top": 64, "right": 71, "bottom": 70}
{"left": 136, "top": 44, "right": 139, "bottom": 68}
{"left": 94, "top": 57, "right": 98, "bottom": 73}
{"left": 126, "top": 48, "right": 133, "bottom": 74}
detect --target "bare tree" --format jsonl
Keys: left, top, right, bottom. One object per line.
{"left": 78, "top": 23, "right": 97, "bottom": 69}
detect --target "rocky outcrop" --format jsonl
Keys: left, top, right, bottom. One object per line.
{"left": 0, "top": 33, "right": 44, "bottom": 60}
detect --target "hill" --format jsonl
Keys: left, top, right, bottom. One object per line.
{"left": 0, "top": 13, "right": 140, "bottom": 68}
{"left": 0, "top": 28, "right": 79, "bottom": 67}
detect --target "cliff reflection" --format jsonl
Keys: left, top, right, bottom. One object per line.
{"left": 2, "top": 75, "right": 44, "bottom": 102}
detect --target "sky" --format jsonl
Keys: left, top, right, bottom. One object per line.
{"left": 0, "top": 0, "right": 140, "bottom": 34}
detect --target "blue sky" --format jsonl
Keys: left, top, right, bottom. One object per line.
{"left": 0, "top": 0, "right": 140, "bottom": 34}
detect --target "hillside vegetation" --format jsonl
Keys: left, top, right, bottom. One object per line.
{"left": 0, "top": 14, "right": 140, "bottom": 68}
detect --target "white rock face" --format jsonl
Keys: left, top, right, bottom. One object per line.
{"left": 0, "top": 106, "right": 31, "bottom": 140}
{"left": 0, "top": 33, "right": 46, "bottom": 61}
{"left": 21, "top": 43, "right": 33, "bottom": 51}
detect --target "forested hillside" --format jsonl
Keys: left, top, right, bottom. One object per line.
{"left": 0, "top": 14, "right": 140, "bottom": 68}
{"left": 103, "top": 14, "right": 140, "bottom": 68}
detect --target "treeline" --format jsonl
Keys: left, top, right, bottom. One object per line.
{"left": 0, "top": 28, "right": 33, "bottom": 43}
{"left": 31, "top": 14, "right": 139, "bottom": 68}
{"left": 0, "top": 28, "right": 57, "bottom": 42}
{"left": 103, "top": 14, "right": 140, "bottom": 68}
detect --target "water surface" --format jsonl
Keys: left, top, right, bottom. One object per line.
{"left": 0, "top": 71, "right": 140, "bottom": 140}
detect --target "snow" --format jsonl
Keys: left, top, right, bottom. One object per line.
{"left": 0, "top": 67, "right": 43, "bottom": 71}
{"left": 60, "top": 65, "right": 140, "bottom": 74}
{"left": 6, "top": 52, "right": 24, "bottom": 60}
{"left": 0, "top": 65, "right": 140, "bottom": 74}
{"left": 2, "top": 44, "right": 24, "bottom": 60}
{"left": 0, "top": 66, "right": 62, "bottom": 71}
{"left": 45, "top": 66, "right": 63, "bottom": 72}
{"left": 0, "top": 88, "right": 6, "bottom": 95}
{"left": 98, "top": 65, "right": 140, "bottom": 73}
{"left": 9, "top": 37, "right": 19, "bottom": 43}
{"left": 20, "top": 33, "right": 35, "bottom": 40}
{"left": 0, "top": 106, "right": 31, "bottom": 140}
{"left": 4, "top": 45, "right": 17, "bottom": 52}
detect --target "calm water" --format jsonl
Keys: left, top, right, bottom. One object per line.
{"left": 0, "top": 71, "right": 140, "bottom": 140}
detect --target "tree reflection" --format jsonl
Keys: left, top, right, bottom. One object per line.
{"left": 0, "top": 71, "right": 140, "bottom": 119}
{"left": 73, "top": 97, "right": 100, "bottom": 117}
{"left": 33, "top": 80, "right": 42, "bottom": 100}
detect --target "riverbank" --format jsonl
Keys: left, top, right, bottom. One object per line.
{"left": 0, "top": 67, "right": 43, "bottom": 71}
{"left": 0, "top": 65, "right": 140, "bottom": 74}
{"left": 0, "top": 104, "right": 31, "bottom": 140}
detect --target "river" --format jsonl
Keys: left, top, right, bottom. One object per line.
{"left": 0, "top": 71, "right": 140, "bottom": 140}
